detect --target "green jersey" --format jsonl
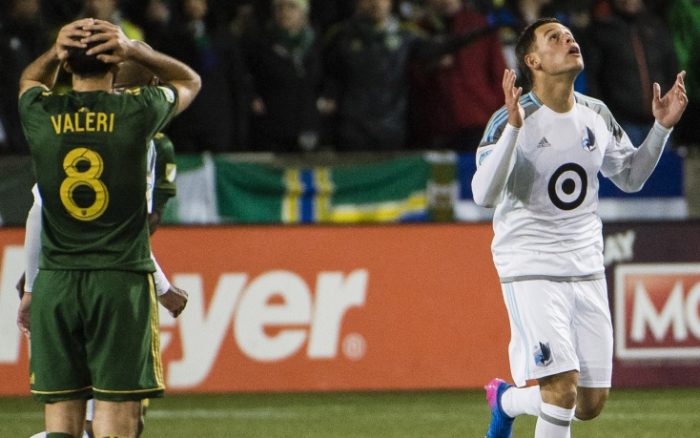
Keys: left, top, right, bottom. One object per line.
{"left": 152, "top": 132, "right": 177, "bottom": 212}
{"left": 19, "top": 85, "right": 177, "bottom": 271}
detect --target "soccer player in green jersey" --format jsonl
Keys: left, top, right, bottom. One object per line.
{"left": 19, "top": 61, "right": 186, "bottom": 438}
{"left": 16, "top": 18, "right": 200, "bottom": 437}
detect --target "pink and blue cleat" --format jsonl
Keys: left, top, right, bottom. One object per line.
{"left": 485, "top": 378, "right": 514, "bottom": 438}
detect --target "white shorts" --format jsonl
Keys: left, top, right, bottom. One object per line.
{"left": 501, "top": 278, "right": 612, "bottom": 388}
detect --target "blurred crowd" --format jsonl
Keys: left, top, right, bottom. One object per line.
{"left": 0, "top": 0, "right": 698, "bottom": 155}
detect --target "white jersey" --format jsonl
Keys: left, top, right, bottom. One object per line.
{"left": 146, "top": 138, "right": 156, "bottom": 214}
{"left": 476, "top": 92, "right": 636, "bottom": 281}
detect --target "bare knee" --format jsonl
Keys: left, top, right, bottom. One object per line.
{"left": 576, "top": 387, "right": 609, "bottom": 420}
{"left": 45, "top": 399, "right": 87, "bottom": 437}
{"left": 539, "top": 371, "right": 579, "bottom": 409}
{"left": 93, "top": 400, "right": 141, "bottom": 437}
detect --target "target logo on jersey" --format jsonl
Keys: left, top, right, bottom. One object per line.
{"left": 614, "top": 263, "right": 700, "bottom": 360}
{"left": 548, "top": 163, "right": 587, "bottom": 210}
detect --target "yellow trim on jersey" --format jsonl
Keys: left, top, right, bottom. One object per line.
{"left": 31, "top": 385, "right": 92, "bottom": 395}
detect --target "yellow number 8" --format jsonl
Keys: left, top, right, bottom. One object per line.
{"left": 60, "top": 148, "right": 109, "bottom": 221}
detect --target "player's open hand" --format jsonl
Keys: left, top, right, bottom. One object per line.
{"left": 55, "top": 18, "right": 94, "bottom": 61}
{"left": 17, "top": 293, "right": 31, "bottom": 338}
{"left": 503, "top": 69, "right": 523, "bottom": 128}
{"left": 653, "top": 71, "right": 688, "bottom": 129}
{"left": 81, "top": 19, "right": 137, "bottom": 65}
{"left": 158, "top": 286, "right": 188, "bottom": 318}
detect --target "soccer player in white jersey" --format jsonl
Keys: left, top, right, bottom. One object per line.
{"left": 471, "top": 17, "right": 688, "bottom": 438}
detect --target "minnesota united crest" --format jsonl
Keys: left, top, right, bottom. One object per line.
{"left": 582, "top": 127, "right": 596, "bottom": 151}
{"left": 534, "top": 342, "right": 554, "bottom": 367}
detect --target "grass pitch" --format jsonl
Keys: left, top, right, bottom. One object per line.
{"left": 1, "top": 388, "right": 698, "bottom": 437}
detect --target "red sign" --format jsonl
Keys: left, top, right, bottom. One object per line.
{"left": 0, "top": 225, "right": 512, "bottom": 395}
{"left": 614, "top": 263, "right": 700, "bottom": 360}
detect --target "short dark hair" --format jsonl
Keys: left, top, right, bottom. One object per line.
{"left": 66, "top": 39, "right": 113, "bottom": 78}
{"left": 515, "top": 17, "right": 560, "bottom": 90}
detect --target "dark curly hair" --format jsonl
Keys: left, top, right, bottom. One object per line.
{"left": 66, "top": 36, "right": 113, "bottom": 77}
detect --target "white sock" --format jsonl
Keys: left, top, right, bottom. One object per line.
{"left": 501, "top": 385, "right": 542, "bottom": 417}
{"left": 535, "top": 402, "right": 574, "bottom": 438}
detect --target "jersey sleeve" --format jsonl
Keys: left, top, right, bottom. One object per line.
{"left": 599, "top": 111, "right": 636, "bottom": 178}
{"left": 153, "top": 133, "right": 177, "bottom": 211}
{"left": 17, "top": 87, "right": 50, "bottom": 139}
{"left": 478, "top": 106, "right": 509, "bottom": 148}
{"left": 133, "top": 84, "right": 178, "bottom": 137}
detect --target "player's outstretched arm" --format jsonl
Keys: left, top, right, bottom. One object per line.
{"left": 81, "top": 20, "right": 201, "bottom": 114}
{"left": 16, "top": 188, "right": 43, "bottom": 335}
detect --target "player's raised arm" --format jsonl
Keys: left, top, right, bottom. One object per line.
{"left": 503, "top": 68, "right": 524, "bottom": 128}
{"left": 609, "top": 72, "right": 689, "bottom": 193}
{"left": 18, "top": 18, "right": 94, "bottom": 96}
{"left": 81, "top": 19, "right": 201, "bottom": 114}
{"left": 653, "top": 71, "right": 688, "bottom": 129}
{"left": 471, "top": 69, "right": 522, "bottom": 207}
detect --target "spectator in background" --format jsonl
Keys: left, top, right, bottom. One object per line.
{"left": 139, "top": 0, "right": 174, "bottom": 47}
{"left": 585, "top": 0, "right": 678, "bottom": 145}
{"left": 40, "top": 0, "right": 83, "bottom": 28}
{"left": 243, "top": 0, "right": 324, "bottom": 152}
{"left": 229, "top": 1, "right": 261, "bottom": 37}
{"left": 410, "top": 0, "right": 506, "bottom": 151}
{"left": 322, "top": 0, "right": 503, "bottom": 151}
{"left": 488, "top": 0, "right": 554, "bottom": 72}
{"left": 309, "top": 0, "right": 356, "bottom": 35}
{"left": 667, "top": 0, "right": 700, "bottom": 149}
{"left": 321, "top": 0, "right": 420, "bottom": 151}
{"left": 157, "top": 0, "right": 251, "bottom": 151}
{"left": 81, "top": 0, "right": 145, "bottom": 40}
{"left": 0, "top": 0, "right": 50, "bottom": 154}
{"left": 667, "top": 0, "right": 700, "bottom": 218}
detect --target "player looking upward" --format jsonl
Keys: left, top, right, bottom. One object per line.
{"left": 16, "top": 18, "right": 200, "bottom": 438}
{"left": 472, "top": 17, "right": 687, "bottom": 438}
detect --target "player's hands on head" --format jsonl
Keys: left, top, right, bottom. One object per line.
{"left": 653, "top": 71, "right": 689, "bottom": 129}
{"left": 81, "top": 19, "right": 138, "bottom": 65}
{"left": 158, "top": 286, "right": 188, "bottom": 318}
{"left": 503, "top": 69, "right": 523, "bottom": 128}
{"left": 55, "top": 18, "right": 93, "bottom": 61}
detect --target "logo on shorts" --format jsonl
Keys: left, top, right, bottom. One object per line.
{"left": 534, "top": 342, "right": 553, "bottom": 367}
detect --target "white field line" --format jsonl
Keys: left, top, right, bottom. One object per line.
{"left": 2, "top": 409, "right": 698, "bottom": 423}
